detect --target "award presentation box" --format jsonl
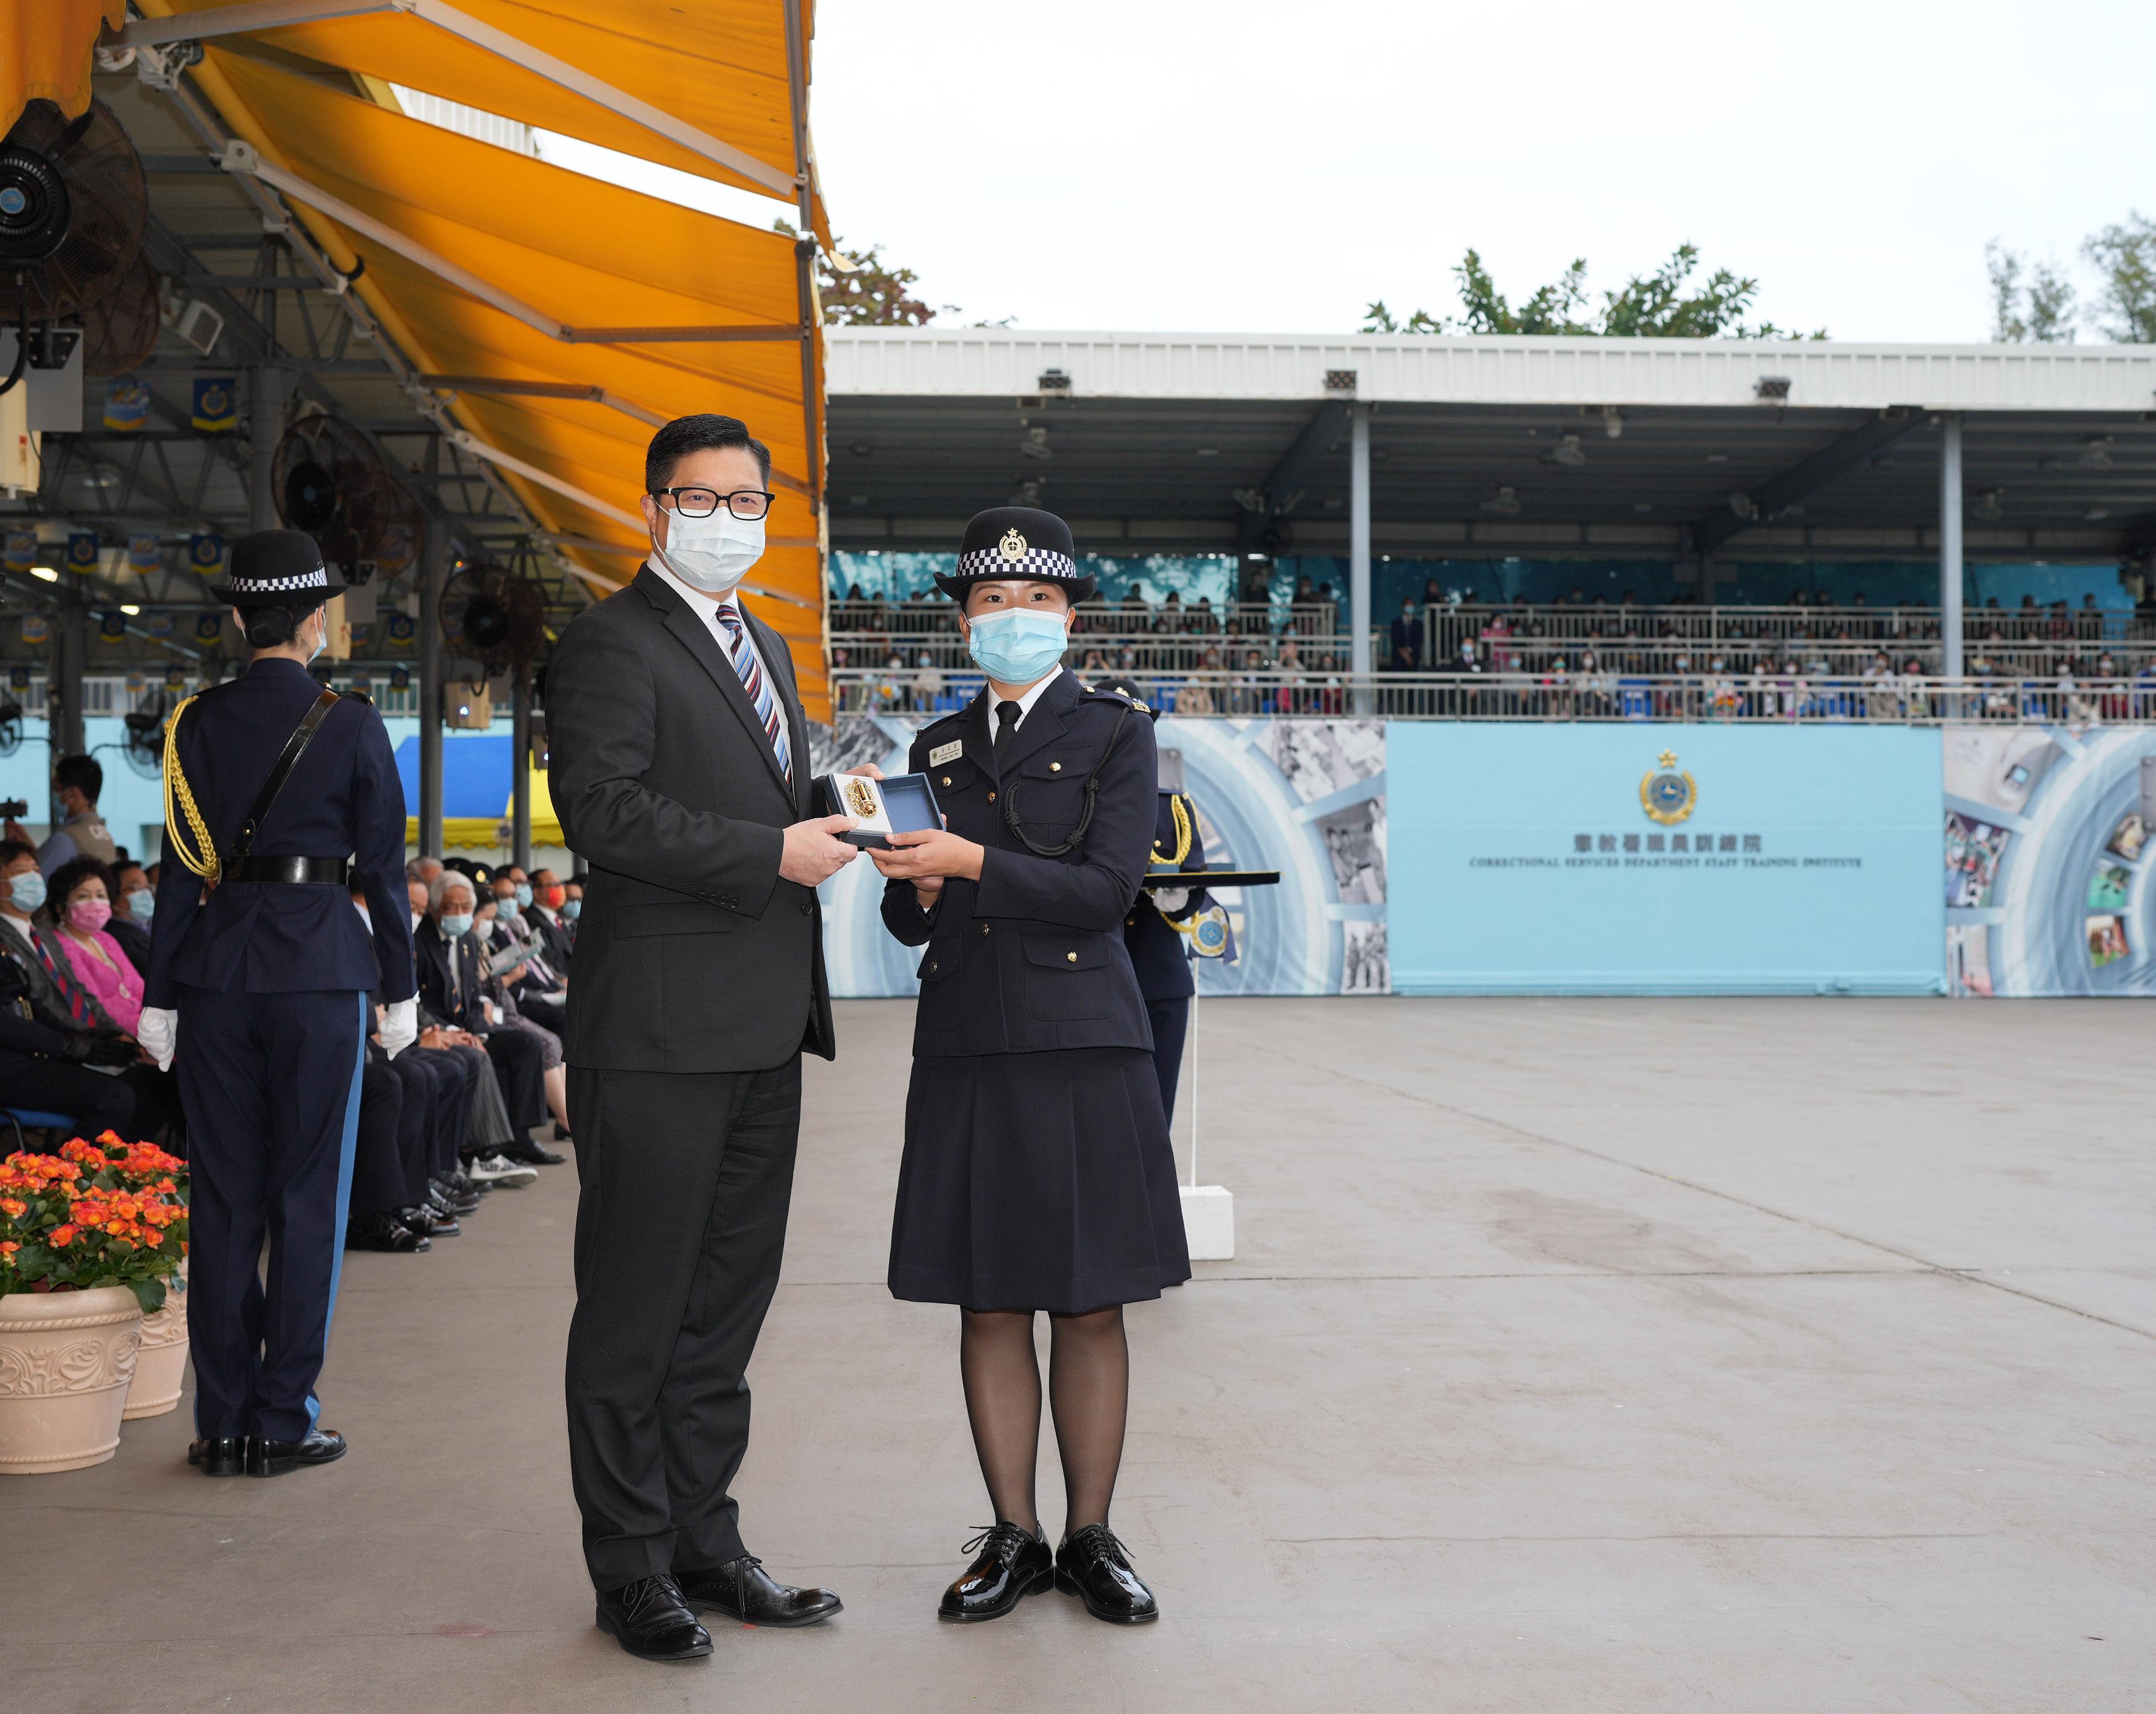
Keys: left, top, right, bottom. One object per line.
{"left": 817, "top": 771, "right": 944, "bottom": 851}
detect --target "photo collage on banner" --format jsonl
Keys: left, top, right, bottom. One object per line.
{"left": 1943, "top": 724, "right": 2156, "bottom": 997}
{"left": 809, "top": 716, "right": 1388, "bottom": 998}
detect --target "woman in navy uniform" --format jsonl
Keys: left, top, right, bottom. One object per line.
{"left": 138, "top": 529, "right": 417, "bottom": 1479}
{"left": 871, "top": 508, "right": 1189, "bottom": 1627}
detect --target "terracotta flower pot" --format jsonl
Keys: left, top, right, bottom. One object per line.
{"left": 0, "top": 1286, "right": 144, "bottom": 1475}
{"left": 124, "top": 1262, "right": 188, "bottom": 1422}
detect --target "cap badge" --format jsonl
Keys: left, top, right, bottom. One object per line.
{"left": 997, "top": 529, "right": 1028, "bottom": 562}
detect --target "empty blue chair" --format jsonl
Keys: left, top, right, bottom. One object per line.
{"left": 0, "top": 1109, "right": 81, "bottom": 1153}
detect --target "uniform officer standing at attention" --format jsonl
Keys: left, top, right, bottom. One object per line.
{"left": 871, "top": 508, "right": 1190, "bottom": 1628}
{"left": 138, "top": 528, "right": 418, "bottom": 1480}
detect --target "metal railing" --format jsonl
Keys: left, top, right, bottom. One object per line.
{"left": 831, "top": 669, "right": 2156, "bottom": 724}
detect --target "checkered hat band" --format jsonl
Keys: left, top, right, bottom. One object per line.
{"left": 233, "top": 567, "right": 328, "bottom": 592}
{"left": 957, "top": 546, "right": 1078, "bottom": 581}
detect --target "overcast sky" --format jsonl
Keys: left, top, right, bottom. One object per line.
{"left": 782, "top": 0, "right": 2156, "bottom": 343}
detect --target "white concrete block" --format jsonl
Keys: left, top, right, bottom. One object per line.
{"left": 1179, "top": 1184, "right": 1234, "bottom": 1260}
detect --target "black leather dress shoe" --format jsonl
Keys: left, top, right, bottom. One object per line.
{"left": 596, "top": 1575, "right": 712, "bottom": 1661}
{"left": 429, "top": 1178, "right": 481, "bottom": 1215}
{"left": 1054, "top": 1525, "right": 1159, "bottom": 1624}
{"left": 401, "top": 1203, "right": 460, "bottom": 1238}
{"left": 188, "top": 1436, "right": 244, "bottom": 1477}
{"left": 345, "top": 1211, "right": 429, "bottom": 1253}
{"left": 939, "top": 1522, "right": 1053, "bottom": 1622}
{"left": 245, "top": 1426, "right": 347, "bottom": 1477}
{"left": 678, "top": 1555, "right": 842, "bottom": 1627}
{"left": 501, "top": 1136, "right": 566, "bottom": 1166}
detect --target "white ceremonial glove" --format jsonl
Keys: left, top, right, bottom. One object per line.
{"left": 381, "top": 998, "right": 418, "bottom": 1060}
{"left": 137, "top": 1006, "right": 178, "bottom": 1072}
{"left": 1151, "top": 887, "right": 1192, "bottom": 915}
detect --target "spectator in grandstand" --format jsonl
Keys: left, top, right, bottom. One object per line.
{"left": 1388, "top": 597, "right": 1422, "bottom": 672}
{"left": 1079, "top": 646, "right": 1109, "bottom": 679}
{"left": 0, "top": 754, "right": 118, "bottom": 876}
{"left": 1275, "top": 639, "right": 1308, "bottom": 713}
{"left": 912, "top": 650, "right": 946, "bottom": 711}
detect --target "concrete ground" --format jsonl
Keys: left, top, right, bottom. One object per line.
{"left": 8, "top": 997, "right": 2154, "bottom": 1713}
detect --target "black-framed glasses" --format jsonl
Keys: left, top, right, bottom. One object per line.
{"left": 651, "top": 486, "right": 773, "bottom": 521}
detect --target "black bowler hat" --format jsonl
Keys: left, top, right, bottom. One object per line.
{"left": 935, "top": 506, "right": 1095, "bottom": 602}
{"left": 209, "top": 527, "right": 350, "bottom": 609}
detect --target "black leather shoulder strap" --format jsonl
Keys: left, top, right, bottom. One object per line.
{"left": 228, "top": 687, "right": 341, "bottom": 866}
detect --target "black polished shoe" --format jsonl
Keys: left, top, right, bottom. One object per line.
{"left": 1054, "top": 1524, "right": 1159, "bottom": 1624}
{"left": 939, "top": 1522, "right": 1053, "bottom": 1622}
{"left": 596, "top": 1575, "right": 712, "bottom": 1662}
{"left": 188, "top": 1436, "right": 244, "bottom": 1477}
{"left": 345, "top": 1211, "right": 430, "bottom": 1253}
{"left": 678, "top": 1555, "right": 842, "bottom": 1627}
{"left": 444, "top": 1167, "right": 490, "bottom": 1199}
{"left": 401, "top": 1203, "right": 460, "bottom": 1238}
{"left": 501, "top": 1136, "right": 566, "bottom": 1167}
{"left": 245, "top": 1426, "right": 348, "bottom": 1477}
{"left": 428, "top": 1178, "right": 481, "bottom": 1216}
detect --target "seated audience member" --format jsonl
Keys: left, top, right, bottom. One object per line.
{"left": 0, "top": 840, "right": 164, "bottom": 1141}
{"left": 413, "top": 869, "right": 552, "bottom": 1173}
{"left": 43, "top": 857, "right": 146, "bottom": 1034}
{"left": 487, "top": 872, "right": 568, "bottom": 1031}
{"left": 107, "top": 859, "right": 154, "bottom": 976}
{"left": 472, "top": 893, "right": 570, "bottom": 1153}
{"left": 560, "top": 877, "right": 583, "bottom": 943}
{"left": 527, "top": 869, "right": 574, "bottom": 973}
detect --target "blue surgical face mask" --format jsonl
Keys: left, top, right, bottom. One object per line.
{"left": 561, "top": 899, "right": 581, "bottom": 922}
{"left": 967, "top": 607, "right": 1070, "bottom": 685}
{"left": 126, "top": 888, "right": 154, "bottom": 923}
{"left": 513, "top": 883, "right": 533, "bottom": 909}
{"left": 9, "top": 870, "right": 46, "bottom": 913}
{"left": 495, "top": 896, "right": 519, "bottom": 923}
{"left": 439, "top": 911, "right": 473, "bottom": 938}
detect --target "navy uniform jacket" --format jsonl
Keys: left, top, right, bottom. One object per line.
{"left": 881, "top": 670, "right": 1156, "bottom": 1058}
{"left": 1125, "top": 790, "right": 1208, "bottom": 1003}
{"left": 145, "top": 657, "right": 416, "bottom": 1008}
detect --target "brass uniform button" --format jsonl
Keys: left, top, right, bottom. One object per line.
{"left": 979, "top": 923, "right": 990, "bottom": 936}
{"left": 941, "top": 776, "right": 952, "bottom": 786}
{"left": 987, "top": 790, "right": 996, "bottom": 802}
{"left": 928, "top": 962, "right": 938, "bottom": 973}
{"left": 1050, "top": 762, "right": 1062, "bottom": 772}
{"left": 1065, "top": 951, "right": 1077, "bottom": 963}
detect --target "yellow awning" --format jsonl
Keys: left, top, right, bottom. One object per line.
{"left": 2, "top": 0, "right": 124, "bottom": 135}
{"left": 156, "top": 40, "right": 830, "bottom": 716}
{"left": 406, "top": 763, "right": 564, "bottom": 848}
{"left": 133, "top": 0, "right": 832, "bottom": 250}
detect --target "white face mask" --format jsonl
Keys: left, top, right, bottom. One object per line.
{"left": 654, "top": 507, "right": 764, "bottom": 597}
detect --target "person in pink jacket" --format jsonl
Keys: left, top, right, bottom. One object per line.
{"left": 45, "top": 856, "right": 144, "bottom": 1035}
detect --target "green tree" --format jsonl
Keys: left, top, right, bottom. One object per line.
{"left": 775, "top": 224, "right": 961, "bottom": 326}
{"left": 1362, "top": 244, "right": 1822, "bottom": 338}
{"left": 2082, "top": 213, "right": 2156, "bottom": 343}
{"left": 1986, "top": 240, "right": 2077, "bottom": 342}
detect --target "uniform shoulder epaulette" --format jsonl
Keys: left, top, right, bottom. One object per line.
{"left": 1082, "top": 684, "right": 1151, "bottom": 714}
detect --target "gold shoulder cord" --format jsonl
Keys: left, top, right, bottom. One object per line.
{"left": 162, "top": 695, "right": 220, "bottom": 885}
{"left": 1150, "top": 793, "right": 1193, "bottom": 869}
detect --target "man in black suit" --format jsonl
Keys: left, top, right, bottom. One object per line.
{"left": 547, "top": 413, "right": 865, "bottom": 1664}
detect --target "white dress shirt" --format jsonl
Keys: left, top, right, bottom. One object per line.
{"left": 987, "top": 665, "right": 1063, "bottom": 736}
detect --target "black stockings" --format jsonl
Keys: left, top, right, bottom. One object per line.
{"left": 958, "top": 1305, "right": 1130, "bottom": 1539}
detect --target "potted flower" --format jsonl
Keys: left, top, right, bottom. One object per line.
{"left": 0, "top": 1133, "right": 190, "bottom": 1474}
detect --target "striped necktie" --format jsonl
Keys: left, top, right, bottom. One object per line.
{"left": 30, "top": 930, "right": 94, "bottom": 1026}
{"left": 715, "top": 604, "right": 792, "bottom": 783}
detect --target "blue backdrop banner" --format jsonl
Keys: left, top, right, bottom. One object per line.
{"left": 1388, "top": 723, "right": 1944, "bottom": 995}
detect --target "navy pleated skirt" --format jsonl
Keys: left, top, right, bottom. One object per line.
{"left": 889, "top": 1047, "right": 1192, "bottom": 1315}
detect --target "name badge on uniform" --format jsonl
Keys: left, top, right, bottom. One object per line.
{"left": 930, "top": 740, "right": 964, "bottom": 767}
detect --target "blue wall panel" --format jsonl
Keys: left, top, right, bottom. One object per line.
{"left": 1389, "top": 723, "right": 1944, "bottom": 995}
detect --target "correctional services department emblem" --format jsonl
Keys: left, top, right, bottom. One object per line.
{"left": 1639, "top": 748, "right": 1697, "bottom": 825}
{"left": 997, "top": 528, "right": 1028, "bottom": 562}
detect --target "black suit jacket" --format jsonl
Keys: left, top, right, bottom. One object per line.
{"left": 881, "top": 672, "right": 1156, "bottom": 1058}
{"left": 413, "top": 915, "right": 489, "bottom": 1034}
{"left": 547, "top": 565, "right": 834, "bottom": 1074}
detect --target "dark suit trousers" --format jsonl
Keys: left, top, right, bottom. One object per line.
{"left": 0, "top": 1052, "right": 138, "bottom": 1136}
{"left": 481, "top": 1027, "right": 545, "bottom": 1135}
{"left": 563, "top": 1058, "right": 802, "bottom": 1589}
{"left": 349, "top": 1057, "right": 410, "bottom": 1218}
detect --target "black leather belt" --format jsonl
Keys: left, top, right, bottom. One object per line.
{"left": 224, "top": 856, "right": 351, "bottom": 887}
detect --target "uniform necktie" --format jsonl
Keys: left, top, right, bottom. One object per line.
{"left": 715, "top": 605, "right": 793, "bottom": 784}
{"left": 31, "top": 930, "right": 93, "bottom": 1026}
{"left": 992, "top": 699, "right": 1022, "bottom": 772}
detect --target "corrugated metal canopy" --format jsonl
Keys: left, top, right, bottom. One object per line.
{"left": 152, "top": 37, "right": 829, "bottom": 712}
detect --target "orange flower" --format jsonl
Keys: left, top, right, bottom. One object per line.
{"left": 0, "top": 1240, "right": 17, "bottom": 1255}
{"left": 49, "top": 1223, "right": 77, "bottom": 1246}
{"left": 0, "top": 1197, "right": 24, "bottom": 1218}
